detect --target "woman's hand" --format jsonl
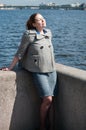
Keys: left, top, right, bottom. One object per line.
{"left": 0, "top": 67, "right": 10, "bottom": 71}
{"left": 0, "top": 56, "right": 19, "bottom": 71}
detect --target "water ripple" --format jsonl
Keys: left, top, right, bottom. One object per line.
{"left": 0, "top": 9, "right": 86, "bottom": 70}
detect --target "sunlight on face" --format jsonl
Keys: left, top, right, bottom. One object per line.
{"left": 34, "top": 14, "right": 46, "bottom": 28}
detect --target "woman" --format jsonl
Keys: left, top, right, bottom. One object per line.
{"left": 2, "top": 13, "right": 57, "bottom": 130}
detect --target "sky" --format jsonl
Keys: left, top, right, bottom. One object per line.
{"left": 0, "top": 0, "right": 86, "bottom": 6}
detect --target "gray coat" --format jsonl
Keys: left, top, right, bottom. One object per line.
{"left": 15, "top": 28, "right": 56, "bottom": 73}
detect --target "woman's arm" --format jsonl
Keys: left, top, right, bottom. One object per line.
{"left": 1, "top": 56, "right": 19, "bottom": 71}
{"left": 1, "top": 31, "right": 30, "bottom": 71}
{"left": 8, "top": 56, "right": 19, "bottom": 70}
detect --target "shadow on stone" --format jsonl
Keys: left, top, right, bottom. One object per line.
{"left": 9, "top": 69, "right": 41, "bottom": 130}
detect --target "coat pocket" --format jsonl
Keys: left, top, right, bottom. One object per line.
{"left": 31, "top": 55, "right": 40, "bottom": 67}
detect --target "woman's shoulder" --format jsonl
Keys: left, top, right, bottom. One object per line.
{"left": 24, "top": 29, "right": 36, "bottom": 35}
{"left": 22, "top": 30, "right": 36, "bottom": 41}
{"left": 22, "top": 30, "right": 36, "bottom": 42}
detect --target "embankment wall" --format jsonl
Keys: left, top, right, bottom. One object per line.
{"left": 0, "top": 63, "right": 86, "bottom": 130}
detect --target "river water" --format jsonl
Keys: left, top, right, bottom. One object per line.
{"left": 0, "top": 9, "right": 86, "bottom": 70}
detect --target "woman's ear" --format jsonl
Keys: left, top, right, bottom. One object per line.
{"left": 32, "top": 23, "right": 36, "bottom": 27}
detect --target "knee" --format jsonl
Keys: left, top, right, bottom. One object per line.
{"left": 43, "top": 96, "right": 53, "bottom": 105}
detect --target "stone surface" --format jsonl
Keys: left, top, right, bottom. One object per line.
{"left": 0, "top": 63, "right": 86, "bottom": 130}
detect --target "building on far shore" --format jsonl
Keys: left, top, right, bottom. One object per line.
{"left": 70, "top": 2, "right": 80, "bottom": 7}
{"left": 40, "top": 2, "right": 58, "bottom": 6}
{"left": 0, "top": 2, "right": 86, "bottom": 10}
{"left": 0, "top": 3, "right": 5, "bottom": 7}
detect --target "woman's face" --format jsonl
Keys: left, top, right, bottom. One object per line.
{"left": 33, "top": 14, "right": 46, "bottom": 30}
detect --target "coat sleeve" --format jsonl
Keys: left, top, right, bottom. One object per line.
{"left": 15, "top": 31, "right": 30, "bottom": 60}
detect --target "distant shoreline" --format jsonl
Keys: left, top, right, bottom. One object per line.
{"left": 0, "top": 4, "right": 86, "bottom": 10}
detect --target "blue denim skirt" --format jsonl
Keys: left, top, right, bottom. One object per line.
{"left": 32, "top": 71, "right": 57, "bottom": 98}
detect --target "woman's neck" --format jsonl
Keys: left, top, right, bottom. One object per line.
{"left": 36, "top": 28, "right": 44, "bottom": 34}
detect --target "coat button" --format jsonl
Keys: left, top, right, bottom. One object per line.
{"left": 48, "top": 45, "right": 51, "bottom": 48}
{"left": 34, "top": 59, "right": 37, "bottom": 62}
{"left": 45, "top": 36, "right": 49, "bottom": 39}
{"left": 40, "top": 46, "right": 44, "bottom": 49}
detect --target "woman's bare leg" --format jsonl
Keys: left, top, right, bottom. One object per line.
{"left": 40, "top": 96, "right": 53, "bottom": 130}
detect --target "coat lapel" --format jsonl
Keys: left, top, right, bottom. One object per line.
{"left": 29, "top": 29, "right": 51, "bottom": 40}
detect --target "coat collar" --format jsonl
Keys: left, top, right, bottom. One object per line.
{"left": 28, "top": 28, "right": 51, "bottom": 40}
